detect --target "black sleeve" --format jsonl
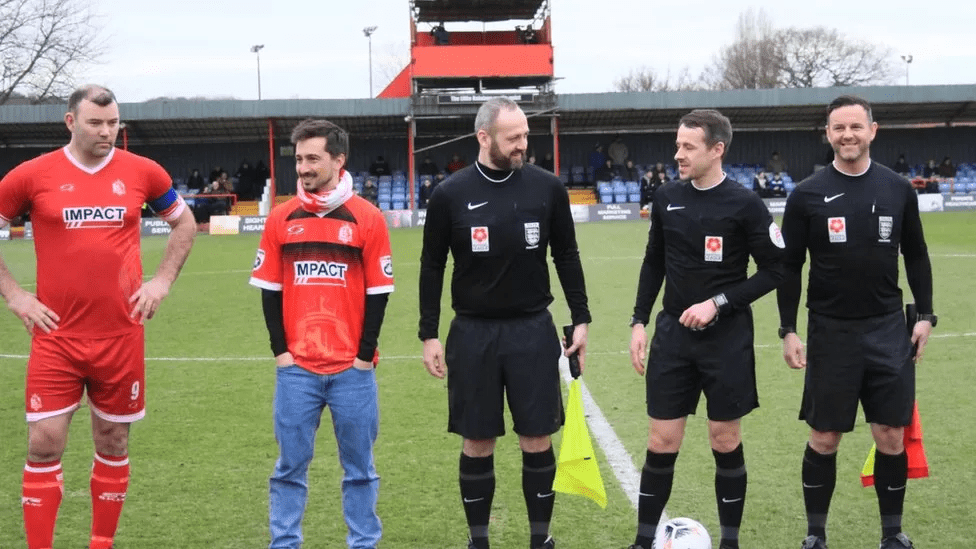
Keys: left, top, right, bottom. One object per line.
{"left": 358, "top": 293, "right": 390, "bottom": 362}
{"left": 261, "top": 289, "right": 288, "bottom": 357}
{"left": 723, "top": 196, "right": 785, "bottom": 311}
{"left": 548, "top": 183, "right": 592, "bottom": 325}
{"left": 900, "top": 189, "right": 934, "bottom": 314}
{"left": 776, "top": 191, "right": 808, "bottom": 328}
{"left": 632, "top": 194, "right": 666, "bottom": 324}
{"left": 418, "top": 186, "right": 451, "bottom": 340}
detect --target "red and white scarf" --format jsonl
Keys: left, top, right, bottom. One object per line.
{"left": 297, "top": 169, "right": 354, "bottom": 215}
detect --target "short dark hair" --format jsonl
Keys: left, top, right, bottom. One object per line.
{"left": 67, "top": 85, "right": 116, "bottom": 113}
{"left": 827, "top": 95, "right": 873, "bottom": 123}
{"left": 475, "top": 97, "right": 520, "bottom": 134}
{"left": 679, "top": 109, "right": 732, "bottom": 157}
{"left": 290, "top": 119, "right": 349, "bottom": 159}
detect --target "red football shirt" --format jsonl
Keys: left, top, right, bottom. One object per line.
{"left": 249, "top": 195, "right": 395, "bottom": 374}
{"left": 0, "top": 147, "right": 184, "bottom": 337}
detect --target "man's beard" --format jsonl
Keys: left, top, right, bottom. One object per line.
{"left": 490, "top": 140, "right": 523, "bottom": 171}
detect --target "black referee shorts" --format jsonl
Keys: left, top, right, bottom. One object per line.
{"left": 444, "top": 310, "right": 563, "bottom": 439}
{"left": 801, "top": 310, "right": 914, "bottom": 432}
{"left": 646, "top": 309, "right": 758, "bottom": 421}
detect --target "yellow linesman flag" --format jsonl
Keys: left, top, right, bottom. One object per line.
{"left": 553, "top": 378, "right": 607, "bottom": 508}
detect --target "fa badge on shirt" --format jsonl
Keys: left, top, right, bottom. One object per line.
{"left": 524, "top": 222, "right": 540, "bottom": 249}
{"left": 704, "top": 236, "right": 723, "bottom": 262}
{"left": 471, "top": 226, "right": 490, "bottom": 252}
{"left": 828, "top": 216, "right": 847, "bottom": 243}
{"left": 878, "top": 216, "right": 893, "bottom": 243}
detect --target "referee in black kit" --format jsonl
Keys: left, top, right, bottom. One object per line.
{"left": 419, "top": 97, "right": 591, "bottom": 549}
{"left": 777, "top": 95, "right": 934, "bottom": 549}
{"left": 627, "top": 109, "right": 785, "bottom": 549}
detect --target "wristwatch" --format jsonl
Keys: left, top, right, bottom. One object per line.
{"left": 917, "top": 313, "right": 938, "bottom": 328}
{"left": 629, "top": 316, "right": 644, "bottom": 327}
{"left": 778, "top": 326, "right": 796, "bottom": 339}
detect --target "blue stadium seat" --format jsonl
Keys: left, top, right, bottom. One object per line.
{"left": 378, "top": 200, "right": 391, "bottom": 210}
{"left": 938, "top": 182, "right": 951, "bottom": 193}
{"left": 629, "top": 193, "right": 641, "bottom": 202}
{"left": 392, "top": 200, "right": 406, "bottom": 210}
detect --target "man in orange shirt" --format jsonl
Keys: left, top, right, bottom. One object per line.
{"left": 250, "top": 119, "right": 395, "bottom": 549}
{"left": 0, "top": 84, "right": 196, "bottom": 549}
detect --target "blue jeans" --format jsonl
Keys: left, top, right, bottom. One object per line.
{"left": 269, "top": 365, "right": 381, "bottom": 549}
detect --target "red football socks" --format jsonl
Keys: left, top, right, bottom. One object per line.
{"left": 89, "top": 453, "right": 130, "bottom": 549}
{"left": 22, "top": 460, "right": 64, "bottom": 549}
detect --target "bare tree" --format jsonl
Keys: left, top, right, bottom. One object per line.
{"left": 0, "top": 0, "right": 104, "bottom": 105}
{"left": 612, "top": 66, "right": 702, "bottom": 92}
{"left": 375, "top": 41, "right": 411, "bottom": 93}
{"left": 776, "top": 27, "right": 893, "bottom": 87}
{"left": 704, "top": 8, "right": 781, "bottom": 90}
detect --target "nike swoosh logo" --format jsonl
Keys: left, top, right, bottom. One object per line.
{"left": 638, "top": 492, "right": 655, "bottom": 497}
{"left": 666, "top": 204, "right": 685, "bottom": 211}
{"left": 467, "top": 201, "right": 488, "bottom": 210}
{"left": 887, "top": 485, "right": 906, "bottom": 491}
{"left": 824, "top": 193, "right": 845, "bottom": 203}
{"left": 802, "top": 483, "right": 824, "bottom": 489}
{"left": 721, "top": 497, "right": 743, "bottom": 503}
{"left": 463, "top": 497, "right": 484, "bottom": 503}
{"left": 537, "top": 492, "right": 555, "bottom": 498}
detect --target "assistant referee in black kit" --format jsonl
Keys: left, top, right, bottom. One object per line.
{"left": 626, "top": 109, "right": 785, "bottom": 549}
{"left": 777, "top": 95, "right": 935, "bottom": 549}
{"left": 419, "top": 97, "right": 591, "bottom": 549}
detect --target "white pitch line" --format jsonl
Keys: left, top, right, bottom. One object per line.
{"left": 558, "top": 356, "right": 642, "bottom": 511}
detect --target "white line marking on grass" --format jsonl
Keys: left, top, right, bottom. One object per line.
{"left": 558, "top": 356, "right": 642, "bottom": 511}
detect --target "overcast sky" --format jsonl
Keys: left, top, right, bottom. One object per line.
{"left": 83, "top": 0, "right": 975, "bottom": 102}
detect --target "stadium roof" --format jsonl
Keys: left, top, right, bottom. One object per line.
{"left": 1, "top": 84, "right": 974, "bottom": 147}
{"left": 410, "top": 0, "right": 546, "bottom": 23}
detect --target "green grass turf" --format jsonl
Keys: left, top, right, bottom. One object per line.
{"left": 1, "top": 211, "right": 973, "bottom": 548}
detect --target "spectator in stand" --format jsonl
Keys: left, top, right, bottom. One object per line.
{"left": 892, "top": 154, "right": 911, "bottom": 176}
{"left": 361, "top": 177, "right": 379, "bottom": 206}
{"left": 922, "top": 159, "right": 938, "bottom": 179}
{"left": 607, "top": 136, "right": 629, "bottom": 171}
{"left": 769, "top": 172, "right": 787, "bottom": 197}
{"left": 622, "top": 159, "right": 640, "bottom": 181}
{"left": 639, "top": 169, "right": 660, "bottom": 209}
{"left": 937, "top": 156, "right": 956, "bottom": 178}
{"left": 650, "top": 161, "right": 667, "bottom": 181}
{"left": 369, "top": 155, "right": 391, "bottom": 178}
{"left": 255, "top": 160, "right": 270, "bottom": 187}
{"left": 418, "top": 178, "right": 435, "bottom": 209}
{"left": 655, "top": 169, "right": 669, "bottom": 187}
{"left": 588, "top": 144, "right": 606, "bottom": 177}
{"left": 539, "top": 152, "right": 554, "bottom": 172}
{"left": 433, "top": 172, "right": 447, "bottom": 188}
{"left": 766, "top": 151, "right": 787, "bottom": 175}
{"left": 446, "top": 153, "right": 466, "bottom": 174}
{"left": 431, "top": 22, "right": 450, "bottom": 45}
{"left": 594, "top": 158, "right": 614, "bottom": 183}
{"left": 753, "top": 171, "right": 772, "bottom": 198}
{"left": 209, "top": 166, "right": 223, "bottom": 185}
{"left": 187, "top": 168, "right": 206, "bottom": 192}
{"left": 235, "top": 161, "right": 256, "bottom": 200}
{"left": 418, "top": 156, "right": 439, "bottom": 178}
{"left": 527, "top": 153, "right": 537, "bottom": 166}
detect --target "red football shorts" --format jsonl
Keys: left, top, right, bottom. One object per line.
{"left": 25, "top": 329, "right": 146, "bottom": 423}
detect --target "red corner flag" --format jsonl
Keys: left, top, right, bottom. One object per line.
{"left": 860, "top": 401, "right": 929, "bottom": 487}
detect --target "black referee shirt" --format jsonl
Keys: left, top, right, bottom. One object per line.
{"left": 419, "top": 162, "right": 591, "bottom": 340}
{"left": 777, "top": 161, "right": 933, "bottom": 325}
{"left": 632, "top": 177, "right": 785, "bottom": 323}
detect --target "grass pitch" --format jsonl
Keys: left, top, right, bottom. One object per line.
{"left": 1, "top": 211, "right": 973, "bottom": 548}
